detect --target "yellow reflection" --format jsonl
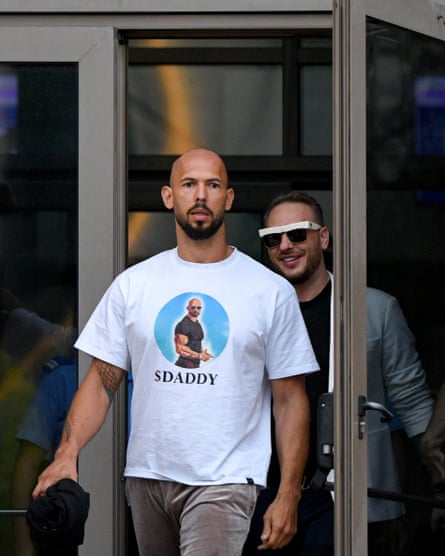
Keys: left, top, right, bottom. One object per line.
{"left": 147, "top": 39, "right": 200, "bottom": 154}
{"left": 159, "top": 64, "right": 200, "bottom": 154}
{"left": 128, "top": 212, "right": 151, "bottom": 256}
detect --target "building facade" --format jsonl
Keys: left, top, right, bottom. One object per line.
{"left": 0, "top": 1, "right": 444, "bottom": 554}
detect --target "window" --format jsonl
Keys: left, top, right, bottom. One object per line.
{"left": 125, "top": 34, "right": 333, "bottom": 264}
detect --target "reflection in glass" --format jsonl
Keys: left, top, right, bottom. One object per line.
{"left": 367, "top": 19, "right": 445, "bottom": 556}
{"left": 414, "top": 76, "right": 445, "bottom": 156}
{"left": 128, "top": 64, "right": 282, "bottom": 156}
{"left": 0, "top": 64, "right": 78, "bottom": 556}
{"left": 0, "top": 74, "right": 18, "bottom": 154}
{"left": 367, "top": 19, "right": 445, "bottom": 187}
{"left": 130, "top": 38, "right": 282, "bottom": 49}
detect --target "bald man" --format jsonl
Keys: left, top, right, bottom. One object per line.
{"left": 33, "top": 149, "right": 318, "bottom": 555}
{"left": 174, "top": 297, "right": 213, "bottom": 368}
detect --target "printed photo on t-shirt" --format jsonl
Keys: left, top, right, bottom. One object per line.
{"left": 154, "top": 292, "right": 229, "bottom": 368}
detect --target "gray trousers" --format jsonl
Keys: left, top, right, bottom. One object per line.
{"left": 125, "top": 478, "right": 260, "bottom": 556}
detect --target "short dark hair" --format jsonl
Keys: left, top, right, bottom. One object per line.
{"left": 263, "top": 191, "right": 324, "bottom": 226}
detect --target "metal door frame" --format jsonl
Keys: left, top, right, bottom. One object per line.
{"left": 0, "top": 26, "right": 123, "bottom": 555}
{"left": 333, "top": 1, "right": 445, "bottom": 554}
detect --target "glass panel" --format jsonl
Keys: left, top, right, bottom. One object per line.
{"left": 300, "top": 65, "right": 332, "bottom": 155}
{"left": 128, "top": 64, "right": 282, "bottom": 156}
{"left": 366, "top": 19, "right": 444, "bottom": 555}
{"left": 300, "top": 37, "right": 332, "bottom": 48}
{"left": 0, "top": 64, "right": 78, "bottom": 556}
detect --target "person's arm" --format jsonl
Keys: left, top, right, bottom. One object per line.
{"left": 420, "top": 382, "right": 445, "bottom": 483}
{"left": 380, "top": 295, "right": 433, "bottom": 438}
{"left": 418, "top": 383, "right": 445, "bottom": 531}
{"left": 258, "top": 374, "right": 310, "bottom": 551}
{"left": 32, "top": 357, "right": 125, "bottom": 498}
{"left": 174, "top": 333, "right": 199, "bottom": 358}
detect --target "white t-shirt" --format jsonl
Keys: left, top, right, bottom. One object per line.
{"left": 75, "top": 248, "right": 318, "bottom": 487}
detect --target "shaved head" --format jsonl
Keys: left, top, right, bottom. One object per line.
{"left": 169, "top": 149, "right": 228, "bottom": 186}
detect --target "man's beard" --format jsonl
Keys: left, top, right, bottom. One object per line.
{"left": 287, "top": 269, "right": 312, "bottom": 285}
{"left": 176, "top": 207, "right": 224, "bottom": 240}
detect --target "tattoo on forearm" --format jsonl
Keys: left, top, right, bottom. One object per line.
{"left": 95, "top": 360, "right": 119, "bottom": 404}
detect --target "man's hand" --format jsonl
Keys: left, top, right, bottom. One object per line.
{"left": 419, "top": 382, "right": 445, "bottom": 482}
{"left": 258, "top": 491, "right": 299, "bottom": 550}
{"left": 32, "top": 446, "right": 78, "bottom": 499}
{"left": 420, "top": 433, "right": 445, "bottom": 483}
{"left": 201, "top": 349, "right": 213, "bottom": 362}
{"left": 431, "top": 505, "right": 445, "bottom": 532}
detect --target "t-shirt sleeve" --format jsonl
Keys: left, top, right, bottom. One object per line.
{"left": 74, "top": 277, "right": 130, "bottom": 371}
{"left": 265, "top": 289, "right": 319, "bottom": 380}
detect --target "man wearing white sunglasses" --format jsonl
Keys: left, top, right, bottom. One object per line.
{"left": 244, "top": 190, "right": 435, "bottom": 556}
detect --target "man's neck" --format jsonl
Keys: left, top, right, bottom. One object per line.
{"left": 295, "top": 267, "right": 330, "bottom": 302}
{"left": 176, "top": 225, "right": 233, "bottom": 264}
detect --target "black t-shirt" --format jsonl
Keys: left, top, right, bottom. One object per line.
{"left": 268, "top": 280, "right": 331, "bottom": 486}
{"left": 174, "top": 316, "right": 204, "bottom": 353}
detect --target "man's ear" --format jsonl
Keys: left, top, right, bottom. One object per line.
{"left": 225, "top": 187, "right": 235, "bottom": 211}
{"left": 320, "top": 226, "right": 330, "bottom": 250}
{"left": 161, "top": 185, "right": 173, "bottom": 209}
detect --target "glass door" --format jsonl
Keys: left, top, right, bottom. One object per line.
{"left": 335, "top": 2, "right": 445, "bottom": 554}
{"left": 0, "top": 61, "right": 78, "bottom": 556}
{"left": 0, "top": 26, "right": 121, "bottom": 556}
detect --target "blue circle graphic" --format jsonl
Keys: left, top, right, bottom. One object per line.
{"left": 154, "top": 292, "right": 229, "bottom": 365}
